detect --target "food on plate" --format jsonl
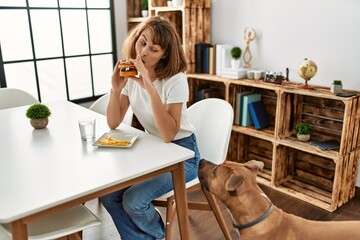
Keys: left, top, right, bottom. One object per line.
{"left": 98, "top": 135, "right": 131, "bottom": 146}
{"left": 118, "top": 63, "right": 138, "bottom": 77}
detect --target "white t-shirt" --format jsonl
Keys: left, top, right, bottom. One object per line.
{"left": 121, "top": 72, "right": 195, "bottom": 140}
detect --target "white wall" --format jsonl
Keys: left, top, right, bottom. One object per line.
{"left": 212, "top": 0, "right": 360, "bottom": 91}
{"left": 115, "top": 0, "right": 360, "bottom": 186}
{"left": 211, "top": 0, "right": 360, "bottom": 187}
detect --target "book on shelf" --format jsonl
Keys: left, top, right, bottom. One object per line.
{"left": 209, "top": 46, "right": 215, "bottom": 75}
{"left": 311, "top": 140, "right": 340, "bottom": 150}
{"left": 241, "top": 93, "right": 261, "bottom": 127}
{"left": 234, "top": 91, "right": 251, "bottom": 125}
{"left": 195, "top": 43, "right": 212, "bottom": 73}
{"left": 215, "top": 44, "right": 233, "bottom": 76}
{"left": 248, "top": 101, "right": 270, "bottom": 129}
{"left": 203, "top": 46, "right": 210, "bottom": 73}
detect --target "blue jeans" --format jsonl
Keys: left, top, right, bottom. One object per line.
{"left": 100, "top": 134, "right": 200, "bottom": 240}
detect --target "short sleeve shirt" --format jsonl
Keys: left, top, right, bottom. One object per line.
{"left": 121, "top": 72, "right": 195, "bottom": 140}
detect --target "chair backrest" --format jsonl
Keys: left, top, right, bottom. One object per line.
{"left": 89, "top": 93, "right": 133, "bottom": 125}
{"left": 0, "top": 88, "right": 39, "bottom": 110}
{"left": 89, "top": 94, "right": 109, "bottom": 115}
{"left": 188, "top": 98, "right": 234, "bottom": 164}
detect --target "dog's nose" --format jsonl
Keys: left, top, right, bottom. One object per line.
{"left": 199, "top": 159, "right": 207, "bottom": 169}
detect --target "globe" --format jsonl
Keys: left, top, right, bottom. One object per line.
{"left": 298, "top": 58, "right": 317, "bottom": 81}
{"left": 297, "top": 58, "right": 317, "bottom": 88}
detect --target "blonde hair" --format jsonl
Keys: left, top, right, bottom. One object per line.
{"left": 122, "top": 16, "right": 187, "bottom": 80}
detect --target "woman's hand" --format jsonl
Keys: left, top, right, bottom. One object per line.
{"left": 111, "top": 60, "right": 129, "bottom": 91}
{"left": 129, "top": 55, "right": 154, "bottom": 91}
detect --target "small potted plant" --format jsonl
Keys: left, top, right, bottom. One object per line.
{"left": 26, "top": 103, "right": 51, "bottom": 129}
{"left": 295, "top": 123, "right": 312, "bottom": 142}
{"left": 330, "top": 80, "right": 343, "bottom": 94}
{"left": 230, "top": 46, "right": 242, "bottom": 69}
{"left": 141, "top": 0, "right": 148, "bottom": 17}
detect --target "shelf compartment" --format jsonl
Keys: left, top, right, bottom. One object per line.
{"left": 278, "top": 92, "right": 349, "bottom": 154}
{"left": 231, "top": 134, "right": 273, "bottom": 172}
{"left": 273, "top": 145, "right": 334, "bottom": 210}
{"left": 228, "top": 83, "right": 277, "bottom": 137}
{"left": 187, "top": 76, "right": 226, "bottom": 104}
{"left": 278, "top": 91, "right": 360, "bottom": 156}
{"left": 277, "top": 137, "right": 340, "bottom": 162}
{"left": 272, "top": 145, "right": 359, "bottom": 211}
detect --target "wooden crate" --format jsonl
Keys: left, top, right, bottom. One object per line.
{"left": 273, "top": 145, "right": 360, "bottom": 211}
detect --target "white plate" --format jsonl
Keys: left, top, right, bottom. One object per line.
{"left": 93, "top": 132, "right": 139, "bottom": 148}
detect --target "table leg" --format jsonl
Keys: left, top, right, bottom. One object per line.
{"left": 11, "top": 220, "right": 28, "bottom": 240}
{"left": 171, "top": 162, "right": 190, "bottom": 240}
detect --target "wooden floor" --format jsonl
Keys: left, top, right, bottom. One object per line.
{"left": 83, "top": 185, "right": 360, "bottom": 240}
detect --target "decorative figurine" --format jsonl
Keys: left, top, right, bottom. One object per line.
{"left": 243, "top": 27, "right": 256, "bottom": 69}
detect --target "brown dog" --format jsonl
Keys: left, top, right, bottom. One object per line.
{"left": 198, "top": 159, "right": 360, "bottom": 240}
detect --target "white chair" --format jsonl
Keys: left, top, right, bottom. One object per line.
{"left": 0, "top": 205, "right": 101, "bottom": 240}
{"left": 153, "top": 98, "right": 234, "bottom": 240}
{"left": 89, "top": 93, "right": 133, "bottom": 125}
{"left": 0, "top": 88, "right": 102, "bottom": 239}
{"left": 0, "top": 88, "right": 39, "bottom": 110}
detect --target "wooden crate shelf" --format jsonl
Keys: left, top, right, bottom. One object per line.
{"left": 277, "top": 137, "right": 340, "bottom": 162}
{"left": 187, "top": 74, "right": 360, "bottom": 212}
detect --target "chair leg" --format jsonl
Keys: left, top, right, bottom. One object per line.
{"left": 202, "top": 187, "right": 232, "bottom": 240}
{"left": 165, "top": 196, "right": 176, "bottom": 240}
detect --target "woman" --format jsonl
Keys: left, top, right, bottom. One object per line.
{"left": 100, "top": 16, "right": 200, "bottom": 240}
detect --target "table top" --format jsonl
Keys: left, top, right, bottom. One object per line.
{"left": 0, "top": 101, "right": 194, "bottom": 223}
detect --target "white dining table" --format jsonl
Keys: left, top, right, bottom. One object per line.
{"left": 0, "top": 101, "right": 194, "bottom": 240}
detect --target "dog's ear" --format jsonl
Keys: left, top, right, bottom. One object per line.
{"left": 225, "top": 173, "right": 244, "bottom": 192}
{"left": 245, "top": 160, "right": 264, "bottom": 173}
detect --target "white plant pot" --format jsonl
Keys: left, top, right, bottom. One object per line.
{"left": 231, "top": 59, "right": 240, "bottom": 69}
{"left": 297, "top": 134, "right": 310, "bottom": 142}
{"left": 172, "top": 0, "right": 183, "bottom": 7}
{"left": 330, "top": 84, "right": 342, "bottom": 94}
{"left": 141, "top": 10, "right": 148, "bottom": 17}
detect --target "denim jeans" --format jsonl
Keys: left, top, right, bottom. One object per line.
{"left": 100, "top": 133, "right": 200, "bottom": 240}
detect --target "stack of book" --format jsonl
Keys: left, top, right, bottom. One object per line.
{"left": 221, "top": 67, "right": 247, "bottom": 79}
{"left": 234, "top": 92, "right": 270, "bottom": 129}
{"left": 195, "top": 43, "right": 214, "bottom": 74}
{"left": 194, "top": 42, "right": 250, "bottom": 78}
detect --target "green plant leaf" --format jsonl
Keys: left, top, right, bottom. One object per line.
{"left": 295, "top": 123, "right": 312, "bottom": 135}
{"left": 26, "top": 103, "right": 51, "bottom": 119}
{"left": 231, "top": 47, "right": 242, "bottom": 60}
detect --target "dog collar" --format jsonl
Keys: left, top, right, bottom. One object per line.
{"left": 233, "top": 203, "right": 274, "bottom": 230}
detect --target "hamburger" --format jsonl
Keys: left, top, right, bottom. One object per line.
{"left": 118, "top": 63, "right": 138, "bottom": 77}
